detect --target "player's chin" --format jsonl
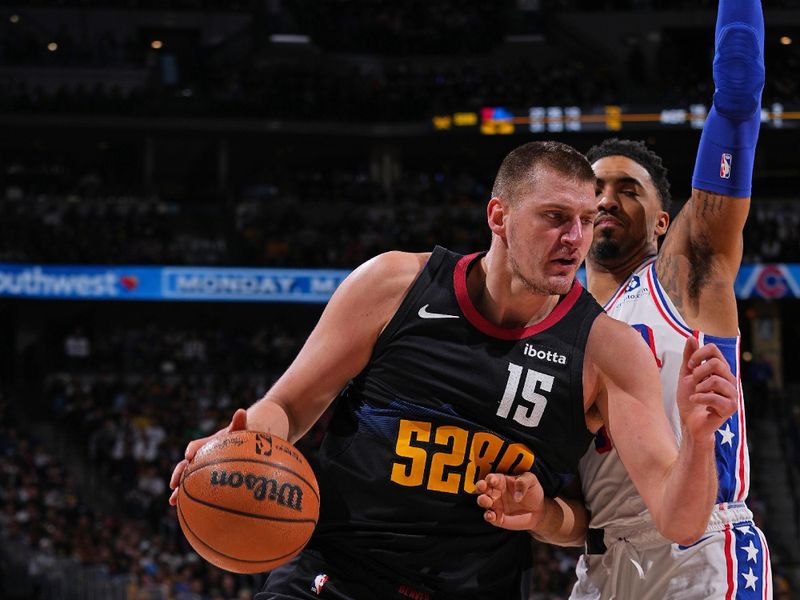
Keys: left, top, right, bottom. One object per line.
{"left": 590, "top": 238, "right": 621, "bottom": 261}
{"left": 544, "top": 273, "right": 575, "bottom": 295}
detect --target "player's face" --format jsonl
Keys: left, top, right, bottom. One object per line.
{"left": 505, "top": 169, "right": 597, "bottom": 295}
{"left": 590, "top": 156, "right": 665, "bottom": 264}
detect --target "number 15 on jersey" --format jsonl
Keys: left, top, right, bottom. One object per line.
{"left": 497, "top": 363, "right": 553, "bottom": 428}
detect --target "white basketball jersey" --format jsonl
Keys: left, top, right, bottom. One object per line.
{"left": 580, "top": 258, "right": 750, "bottom": 530}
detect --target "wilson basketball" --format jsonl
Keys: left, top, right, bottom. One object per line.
{"left": 177, "top": 430, "right": 320, "bottom": 573}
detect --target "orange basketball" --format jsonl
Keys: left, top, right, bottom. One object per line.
{"left": 177, "top": 430, "right": 320, "bottom": 574}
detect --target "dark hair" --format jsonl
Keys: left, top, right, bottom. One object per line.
{"left": 586, "top": 138, "right": 672, "bottom": 212}
{"left": 491, "top": 141, "right": 595, "bottom": 205}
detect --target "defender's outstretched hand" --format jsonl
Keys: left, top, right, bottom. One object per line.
{"left": 476, "top": 472, "right": 545, "bottom": 531}
{"left": 678, "top": 337, "right": 739, "bottom": 441}
{"left": 168, "top": 408, "right": 248, "bottom": 506}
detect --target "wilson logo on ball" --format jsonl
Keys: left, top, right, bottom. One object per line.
{"left": 210, "top": 470, "right": 304, "bottom": 511}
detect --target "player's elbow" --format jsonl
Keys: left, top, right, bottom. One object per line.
{"left": 674, "top": 528, "right": 707, "bottom": 548}
{"left": 655, "top": 518, "right": 707, "bottom": 547}
{"left": 651, "top": 502, "right": 709, "bottom": 546}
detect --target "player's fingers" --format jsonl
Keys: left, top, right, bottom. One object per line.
{"left": 228, "top": 408, "right": 248, "bottom": 432}
{"left": 169, "top": 487, "right": 179, "bottom": 506}
{"left": 485, "top": 473, "right": 507, "bottom": 492}
{"left": 681, "top": 336, "right": 700, "bottom": 373}
{"left": 170, "top": 459, "right": 188, "bottom": 490}
{"left": 483, "top": 509, "right": 502, "bottom": 526}
{"left": 184, "top": 436, "right": 210, "bottom": 461}
{"left": 689, "top": 356, "right": 723, "bottom": 379}
{"left": 474, "top": 477, "right": 503, "bottom": 500}
{"left": 476, "top": 493, "right": 495, "bottom": 510}
{"left": 693, "top": 374, "right": 737, "bottom": 397}
{"left": 690, "top": 392, "right": 737, "bottom": 419}
{"left": 691, "top": 357, "right": 736, "bottom": 386}
{"left": 687, "top": 340, "right": 724, "bottom": 367}
{"left": 687, "top": 341, "right": 724, "bottom": 366}
{"left": 513, "top": 472, "right": 541, "bottom": 502}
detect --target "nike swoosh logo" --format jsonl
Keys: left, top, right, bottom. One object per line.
{"left": 418, "top": 304, "right": 460, "bottom": 319}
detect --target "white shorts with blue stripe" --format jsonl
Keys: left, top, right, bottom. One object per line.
{"left": 570, "top": 503, "right": 772, "bottom": 600}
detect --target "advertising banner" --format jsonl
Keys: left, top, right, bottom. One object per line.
{"left": 2, "top": 263, "right": 798, "bottom": 302}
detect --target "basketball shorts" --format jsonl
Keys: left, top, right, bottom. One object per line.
{"left": 570, "top": 503, "right": 772, "bottom": 600}
{"left": 255, "top": 548, "right": 436, "bottom": 600}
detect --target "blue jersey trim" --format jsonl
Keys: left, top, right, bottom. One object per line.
{"left": 649, "top": 264, "right": 693, "bottom": 335}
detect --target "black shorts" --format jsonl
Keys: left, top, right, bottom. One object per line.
{"left": 255, "top": 548, "right": 436, "bottom": 600}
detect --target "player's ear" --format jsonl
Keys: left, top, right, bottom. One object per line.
{"left": 487, "top": 197, "right": 507, "bottom": 237}
{"left": 654, "top": 210, "right": 669, "bottom": 237}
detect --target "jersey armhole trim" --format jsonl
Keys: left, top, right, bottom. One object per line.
{"left": 370, "top": 246, "right": 448, "bottom": 359}
{"left": 647, "top": 264, "right": 693, "bottom": 336}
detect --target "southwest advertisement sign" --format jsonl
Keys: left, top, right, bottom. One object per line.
{"left": 1, "top": 263, "right": 798, "bottom": 303}
{"left": 0, "top": 264, "right": 350, "bottom": 303}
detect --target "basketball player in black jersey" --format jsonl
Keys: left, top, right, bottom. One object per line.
{"left": 169, "top": 141, "right": 738, "bottom": 600}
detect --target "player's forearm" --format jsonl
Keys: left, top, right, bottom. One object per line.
{"left": 529, "top": 496, "right": 588, "bottom": 547}
{"left": 683, "top": 0, "right": 762, "bottom": 260}
{"left": 653, "top": 433, "right": 717, "bottom": 546}
{"left": 691, "top": 0, "right": 763, "bottom": 200}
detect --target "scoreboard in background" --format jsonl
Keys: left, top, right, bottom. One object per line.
{"left": 432, "top": 103, "right": 797, "bottom": 134}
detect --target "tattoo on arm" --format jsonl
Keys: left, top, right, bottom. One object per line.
{"left": 657, "top": 253, "right": 684, "bottom": 313}
{"left": 658, "top": 194, "right": 719, "bottom": 311}
{"left": 694, "top": 193, "right": 725, "bottom": 220}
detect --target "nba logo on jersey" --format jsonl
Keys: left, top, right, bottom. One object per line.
{"left": 720, "top": 153, "right": 732, "bottom": 179}
{"left": 625, "top": 275, "right": 641, "bottom": 292}
{"left": 311, "top": 574, "right": 329, "bottom": 595}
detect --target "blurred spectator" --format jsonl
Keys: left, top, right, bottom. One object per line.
{"left": 64, "top": 327, "right": 91, "bottom": 362}
{"left": 2, "top": 169, "right": 799, "bottom": 267}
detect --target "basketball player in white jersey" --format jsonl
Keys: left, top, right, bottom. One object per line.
{"left": 573, "top": 0, "right": 771, "bottom": 596}
{"left": 478, "top": 0, "right": 770, "bottom": 597}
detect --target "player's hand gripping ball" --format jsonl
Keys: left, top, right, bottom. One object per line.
{"left": 176, "top": 430, "right": 320, "bottom": 573}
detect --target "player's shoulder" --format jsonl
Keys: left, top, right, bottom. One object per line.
{"left": 344, "top": 251, "right": 430, "bottom": 300}
{"left": 359, "top": 250, "right": 430, "bottom": 282}
{"left": 588, "top": 311, "right": 639, "bottom": 338}
{"left": 586, "top": 313, "right": 651, "bottom": 370}
{"left": 370, "top": 250, "right": 431, "bottom": 273}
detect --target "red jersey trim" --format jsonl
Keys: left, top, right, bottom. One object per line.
{"left": 453, "top": 252, "right": 583, "bottom": 341}
{"left": 724, "top": 524, "right": 736, "bottom": 600}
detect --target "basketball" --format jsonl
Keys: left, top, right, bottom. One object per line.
{"left": 176, "top": 430, "right": 320, "bottom": 574}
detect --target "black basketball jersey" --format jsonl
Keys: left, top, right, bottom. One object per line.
{"left": 308, "top": 246, "right": 603, "bottom": 599}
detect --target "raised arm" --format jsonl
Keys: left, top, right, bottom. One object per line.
{"left": 169, "top": 251, "right": 428, "bottom": 505}
{"left": 657, "top": 0, "right": 764, "bottom": 331}
{"left": 586, "top": 315, "right": 738, "bottom": 545}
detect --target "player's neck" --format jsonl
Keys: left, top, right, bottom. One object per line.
{"left": 473, "top": 254, "right": 561, "bottom": 329}
{"left": 586, "top": 251, "right": 656, "bottom": 305}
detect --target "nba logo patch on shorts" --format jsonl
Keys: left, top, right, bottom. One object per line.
{"left": 311, "top": 574, "right": 328, "bottom": 595}
{"left": 720, "top": 153, "right": 732, "bottom": 179}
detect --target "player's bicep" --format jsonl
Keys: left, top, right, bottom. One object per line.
{"left": 587, "top": 318, "right": 678, "bottom": 511}
{"left": 267, "top": 252, "right": 426, "bottom": 438}
{"left": 661, "top": 190, "right": 748, "bottom": 278}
